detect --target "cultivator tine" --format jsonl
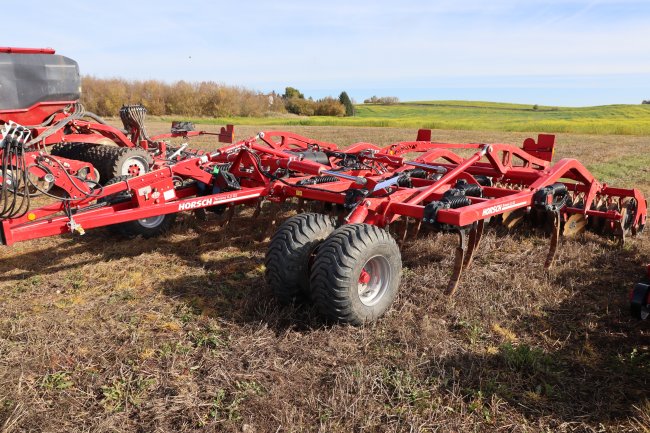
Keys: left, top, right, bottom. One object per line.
{"left": 256, "top": 202, "right": 281, "bottom": 242}
{"left": 396, "top": 217, "right": 410, "bottom": 247}
{"left": 615, "top": 220, "right": 627, "bottom": 246}
{"left": 604, "top": 201, "right": 619, "bottom": 234}
{"left": 445, "top": 229, "right": 469, "bottom": 296}
{"left": 589, "top": 198, "right": 607, "bottom": 232}
{"left": 463, "top": 219, "right": 485, "bottom": 269}
{"left": 220, "top": 205, "right": 236, "bottom": 227}
{"left": 297, "top": 198, "right": 306, "bottom": 213}
{"left": 410, "top": 219, "right": 422, "bottom": 241}
{"left": 544, "top": 211, "right": 561, "bottom": 269}
{"left": 194, "top": 208, "right": 208, "bottom": 222}
{"left": 613, "top": 198, "right": 629, "bottom": 245}
{"left": 252, "top": 198, "right": 265, "bottom": 219}
{"left": 562, "top": 213, "right": 587, "bottom": 238}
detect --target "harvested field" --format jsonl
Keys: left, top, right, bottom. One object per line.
{"left": 0, "top": 123, "right": 648, "bottom": 432}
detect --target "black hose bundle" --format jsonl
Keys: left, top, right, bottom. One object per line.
{"left": 0, "top": 122, "right": 32, "bottom": 218}
{"left": 120, "top": 104, "right": 151, "bottom": 143}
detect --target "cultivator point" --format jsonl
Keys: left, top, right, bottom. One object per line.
{"left": 0, "top": 47, "right": 647, "bottom": 324}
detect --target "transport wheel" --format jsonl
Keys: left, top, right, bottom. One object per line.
{"left": 102, "top": 175, "right": 176, "bottom": 238}
{"left": 631, "top": 282, "right": 650, "bottom": 320}
{"left": 310, "top": 224, "right": 402, "bottom": 325}
{"left": 106, "top": 147, "right": 153, "bottom": 179}
{"left": 265, "top": 213, "right": 337, "bottom": 304}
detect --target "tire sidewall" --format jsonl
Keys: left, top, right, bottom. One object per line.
{"left": 345, "top": 229, "right": 402, "bottom": 322}
{"left": 266, "top": 213, "right": 337, "bottom": 302}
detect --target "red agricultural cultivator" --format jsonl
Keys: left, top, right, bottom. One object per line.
{"left": 0, "top": 47, "right": 647, "bottom": 324}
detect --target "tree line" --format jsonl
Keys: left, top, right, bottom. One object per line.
{"left": 80, "top": 77, "right": 396, "bottom": 118}
{"left": 80, "top": 77, "right": 285, "bottom": 117}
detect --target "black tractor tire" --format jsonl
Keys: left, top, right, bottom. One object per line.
{"left": 631, "top": 282, "right": 650, "bottom": 320}
{"left": 310, "top": 224, "right": 402, "bottom": 325}
{"left": 51, "top": 143, "right": 153, "bottom": 184}
{"left": 102, "top": 175, "right": 176, "bottom": 238}
{"left": 265, "top": 213, "right": 337, "bottom": 304}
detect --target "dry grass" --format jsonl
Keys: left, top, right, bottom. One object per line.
{"left": 0, "top": 124, "right": 649, "bottom": 432}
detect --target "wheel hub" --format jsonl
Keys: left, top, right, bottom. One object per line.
{"left": 357, "top": 255, "right": 392, "bottom": 307}
{"left": 128, "top": 163, "right": 142, "bottom": 177}
{"left": 120, "top": 155, "right": 149, "bottom": 177}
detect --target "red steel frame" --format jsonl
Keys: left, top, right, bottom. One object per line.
{"left": 273, "top": 139, "right": 645, "bottom": 229}
{"left": 2, "top": 130, "right": 644, "bottom": 247}
{"left": 0, "top": 131, "right": 343, "bottom": 245}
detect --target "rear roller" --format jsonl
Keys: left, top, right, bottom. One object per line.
{"left": 51, "top": 143, "right": 153, "bottom": 184}
{"left": 310, "top": 224, "right": 402, "bottom": 325}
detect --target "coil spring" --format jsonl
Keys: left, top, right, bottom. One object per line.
{"left": 443, "top": 195, "right": 472, "bottom": 208}
{"left": 454, "top": 179, "right": 483, "bottom": 197}
{"left": 297, "top": 175, "right": 339, "bottom": 186}
{"left": 460, "top": 183, "right": 483, "bottom": 197}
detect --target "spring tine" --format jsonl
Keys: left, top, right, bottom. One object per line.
{"left": 615, "top": 219, "right": 626, "bottom": 246}
{"left": 398, "top": 217, "right": 409, "bottom": 247}
{"left": 462, "top": 223, "right": 478, "bottom": 268}
{"left": 194, "top": 208, "right": 208, "bottom": 222}
{"left": 255, "top": 202, "right": 280, "bottom": 242}
{"left": 410, "top": 218, "right": 422, "bottom": 240}
{"left": 463, "top": 219, "right": 485, "bottom": 269}
{"left": 297, "top": 198, "right": 306, "bottom": 213}
{"left": 220, "top": 205, "right": 236, "bottom": 227}
{"left": 544, "top": 210, "right": 561, "bottom": 269}
{"left": 252, "top": 198, "right": 265, "bottom": 219}
{"left": 475, "top": 218, "right": 485, "bottom": 250}
{"left": 614, "top": 198, "right": 630, "bottom": 245}
{"left": 445, "top": 229, "right": 469, "bottom": 296}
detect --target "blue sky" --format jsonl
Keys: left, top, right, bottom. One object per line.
{"left": 7, "top": 0, "right": 650, "bottom": 106}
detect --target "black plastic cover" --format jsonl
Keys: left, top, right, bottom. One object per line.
{"left": 285, "top": 151, "right": 330, "bottom": 166}
{"left": 0, "top": 53, "right": 80, "bottom": 110}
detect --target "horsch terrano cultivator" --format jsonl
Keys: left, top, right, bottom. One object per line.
{"left": 0, "top": 47, "right": 646, "bottom": 324}
{"left": 263, "top": 130, "right": 647, "bottom": 323}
